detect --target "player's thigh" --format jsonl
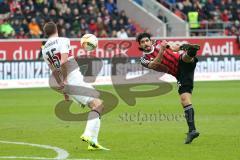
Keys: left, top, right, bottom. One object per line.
{"left": 67, "top": 70, "right": 99, "bottom": 105}
{"left": 177, "top": 58, "right": 196, "bottom": 95}
{"left": 71, "top": 95, "right": 95, "bottom": 106}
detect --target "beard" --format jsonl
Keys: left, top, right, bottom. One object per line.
{"left": 143, "top": 46, "right": 152, "bottom": 52}
{"left": 139, "top": 45, "right": 152, "bottom": 52}
{"left": 145, "top": 45, "right": 152, "bottom": 50}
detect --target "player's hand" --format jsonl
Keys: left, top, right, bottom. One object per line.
{"left": 160, "top": 40, "right": 168, "bottom": 49}
{"left": 168, "top": 42, "right": 180, "bottom": 52}
{"left": 57, "top": 80, "right": 67, "bottom": 91}
{"left": 58, "top": 81, "right": 70, "bottom": 101}
{"left": 57, "top": 82, "right": 65, "bottom": 91}
{"left": 62, "top": 80, "right": 70, "bottom": 101}
{"left": 63, "top": 79, "right": 68, "bottom": 85}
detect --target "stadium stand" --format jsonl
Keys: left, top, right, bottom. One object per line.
{"left": 157, "top": 0, "right": 240, "bottom": 36}
{"left": 0, "top": 0, "right": 138, "bottom": 38}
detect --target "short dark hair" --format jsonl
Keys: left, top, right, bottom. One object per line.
{"left": 43, "top": 22, "right": 57, "bottom": 37}
{"left": 136, "top": 32, "right": 151, "bottom": 43}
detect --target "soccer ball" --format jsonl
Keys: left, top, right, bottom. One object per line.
{"left": 80, "top": 34, "right": 98, "bottom": 51}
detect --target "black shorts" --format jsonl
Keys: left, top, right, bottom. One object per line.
{"left": 176, "top": 56, "right": 198, "bottom": 95}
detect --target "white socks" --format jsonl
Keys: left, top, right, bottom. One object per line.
{"left": 83, "top": 111, "right": 101, "bottom": 144}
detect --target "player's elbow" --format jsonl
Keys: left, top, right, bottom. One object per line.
{"left": 148, "top": 62, "right": 159, "bottom": 70}
{"left": 89, "top": 98, "right": 104, "bottom": 113}
{"left": 52, "top": 68, "right": 59, "bottom": 75}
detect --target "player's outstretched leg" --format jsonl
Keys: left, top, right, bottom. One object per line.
{"left": 179, "top": 44, "right": 200, "bottom": 63}
{"left": 180, "top": 93, "right": 200, "bottom": 144}
{"left": 180, "top": 43, "right": 200, "bottom": 57}
{"left": 81, "top": 98, "right": 110, "bottom": 151}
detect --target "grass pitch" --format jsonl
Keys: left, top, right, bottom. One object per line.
{"left": 0, "top": 81, "right": 240, "bottom": 160}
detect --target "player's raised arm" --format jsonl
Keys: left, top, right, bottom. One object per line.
{"left": 148, "top": 40, "right": 167, "bottom": 69}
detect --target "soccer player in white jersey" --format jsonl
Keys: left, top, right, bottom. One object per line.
{"left": 41, "top": 22, "right": 109, "bottom": 151}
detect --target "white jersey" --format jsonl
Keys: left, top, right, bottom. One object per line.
{"left": 42, "top": 37, "right": 72, "bottom": 69}
{"left": 42, "top": 36, "right": 95, "bottom": 105}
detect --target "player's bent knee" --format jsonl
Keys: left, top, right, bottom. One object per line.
{"left": 182, "top": 54, "right": 194, "bottom": 63}
{"left": 88, "top": 98, "right": 104, "bottom": 113}
{"left": 180, "top": 93, "right": 192, "bottom": 106}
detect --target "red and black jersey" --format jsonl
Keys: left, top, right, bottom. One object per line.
{"left": 140, "top": 40, "right": 181, "bottom": 77}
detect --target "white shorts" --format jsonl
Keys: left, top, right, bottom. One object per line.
{"left": 66, "top": 69, "right": 96, "bottom": 105}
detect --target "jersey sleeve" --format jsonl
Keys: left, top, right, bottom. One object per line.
{"left": 59, "top": 38, "right": 71, "bottom": 54}
{"left": 140, "top": 56, "right": 150, "bottom": 68}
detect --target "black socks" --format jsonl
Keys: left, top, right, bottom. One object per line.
{"left": 184, "top": 104, "right": 196, "bottom": 132}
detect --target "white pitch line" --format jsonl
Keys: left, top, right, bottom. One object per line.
{"left": 0, "top": 140, "right": 69, "bottom": 160}
{"left": 67, "top": 159, "right": 92, "bottom": 160}
{"left": 0, "top": 156, "right": 54, "bottom": 159}
{"left": 0, "top": 157, "right": 91, "bottom": 160}
{"left": 0, "top": 140, "right": 93, "bottom": 160}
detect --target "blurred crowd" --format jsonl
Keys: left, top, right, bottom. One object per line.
{"left": 1, "top": 0, "right": 239, "bottom": 38}
{"left": 158, "top": 0, "right": 240, "bottom": 36}
{"left": 0, "top": 0, "right": 137, "bottom": 39}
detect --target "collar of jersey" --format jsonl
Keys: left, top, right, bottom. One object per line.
{"left": 143, "top": 46, "right": 154, "bottom": 55}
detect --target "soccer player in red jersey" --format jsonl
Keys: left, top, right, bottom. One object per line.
{"left": 137, "top": 32, "right": 200, "bottom": 144}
